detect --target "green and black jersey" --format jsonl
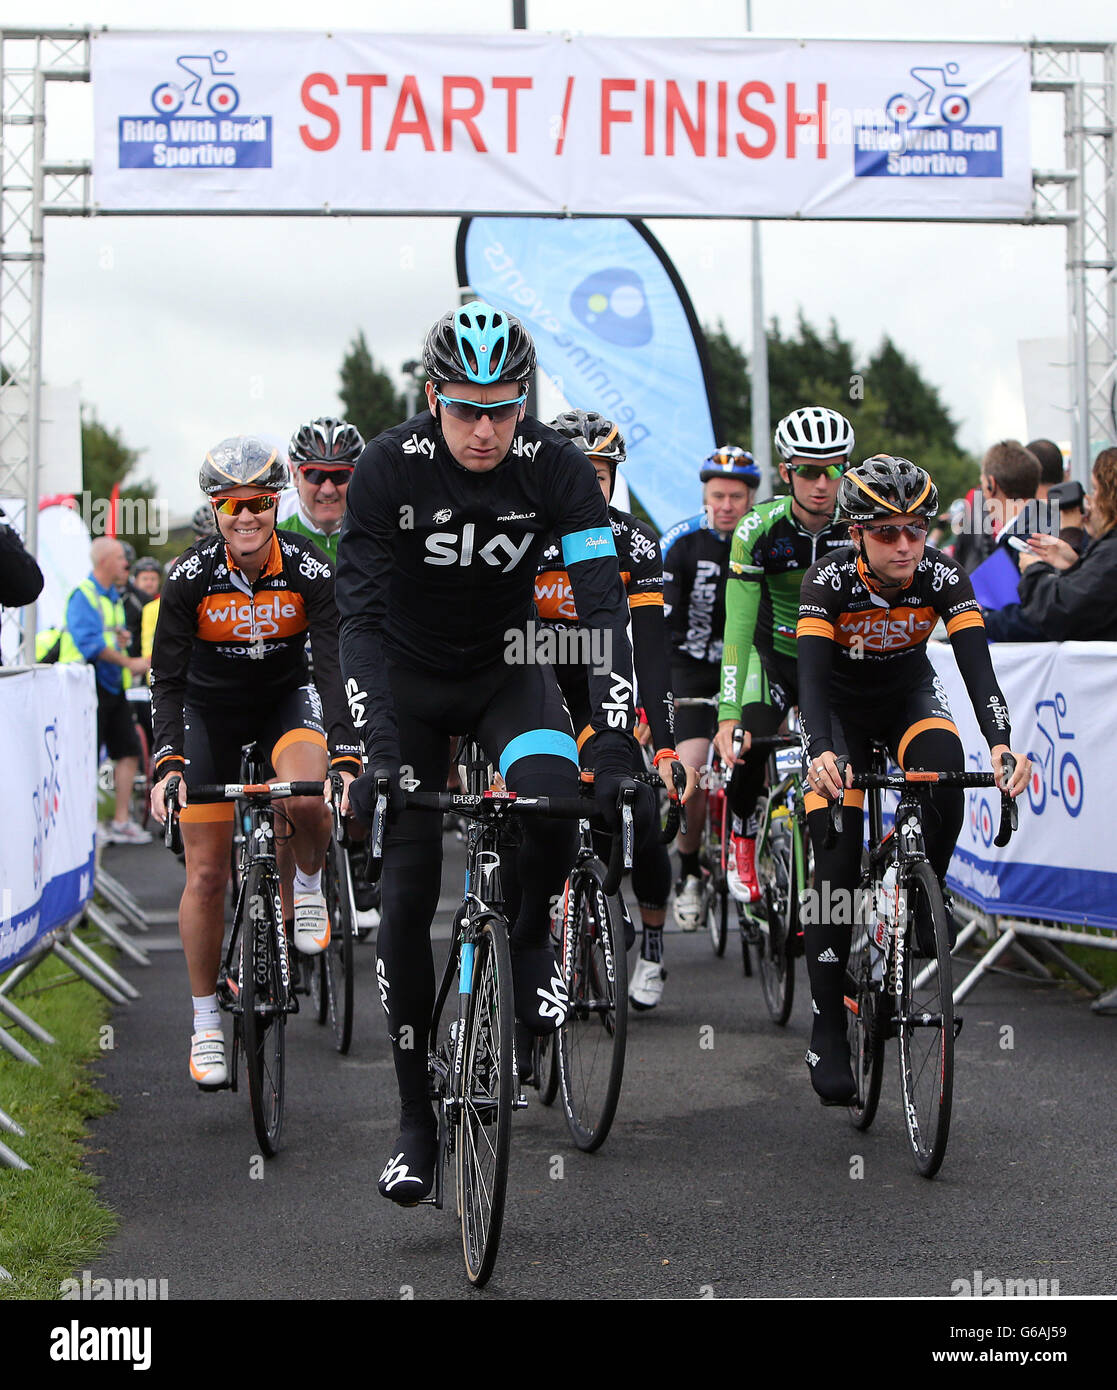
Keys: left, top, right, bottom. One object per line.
{"left": 718, "top": 496, "right": 848, "bottom": 723}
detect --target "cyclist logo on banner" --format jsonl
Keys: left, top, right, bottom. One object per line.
{"left": 885, "top": 63, "right": 971, "bottom": 127}
{"left": 1025, "top": 692, "right": 1084, "bottom": 818}
{"left": 31, "top": 719, "right": 63, "bottom": 892}
{"left": 151, "top": 51, "right": 239, "bottom": 117}
{"left": 854, "top": 59, "right": 1005, "bottom": 181}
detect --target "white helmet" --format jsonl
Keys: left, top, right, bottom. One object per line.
{"left": 774, "top": 407, "right": 855, "bottom": 462}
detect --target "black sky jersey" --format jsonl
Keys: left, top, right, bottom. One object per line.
{"left": 660, "top": 511, "right": 733, "bottom": 666}
{"left": 534, "top": 505, "right": 674, "bottom": 751}
{"left": 796, "top": 545, "right": 1012, "bottom": 756}
{"left": 335, "top": 413, "right": 637, "bottom": 770}
{"left": 150, "top": 530, "right": 362, "bottom": 776}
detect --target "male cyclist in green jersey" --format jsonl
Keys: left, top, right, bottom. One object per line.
{"left": 278, "top": 417, "right": 365, "bottom": 565}
{"left": 714, "top": 406, "right": 854, "bottom": 904}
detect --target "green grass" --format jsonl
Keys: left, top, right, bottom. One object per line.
{"left": 0, "top": 938, "right": 119, "bottom": 1300}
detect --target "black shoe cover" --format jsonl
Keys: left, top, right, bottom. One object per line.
{"left": 805, "top": 1022, "right": 856, "bottom": 1106}
{"left": 378, "top": 1106, "right": 437, "bottom": 1205}
{"left": 512, "top": 946, "right": 568, "bottom": 1035}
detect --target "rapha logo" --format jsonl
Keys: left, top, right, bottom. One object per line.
{"left": 403, "top": 435, "right": 436, "bottom": 459}
{"left": 433, "top": 508, "right": 452, "bottom": 524}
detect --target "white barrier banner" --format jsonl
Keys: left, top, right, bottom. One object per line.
{"left": 0, "top": 666, "right": 97, "bottom": 970}
{"left": 928, "top": 641, "right": 1117, "bottom": 929}
{"left": 91, "top": 32, "right": 1031, "bottom": 220}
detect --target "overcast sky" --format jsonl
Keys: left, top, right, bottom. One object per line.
{"left": 11, "top": 0, "right": 1116, "bottom": 516}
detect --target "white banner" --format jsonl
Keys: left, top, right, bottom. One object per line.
{"left": 928, "top": 641, "right": 1117, "bottom": 929}
{"left": 0, "top": 666, "right": 98, "bottom": 971}
{"left": 91, "top": 32, "right": 1032, "bottom": 220}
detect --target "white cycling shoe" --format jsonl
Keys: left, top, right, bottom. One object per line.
{"left": 293, "top": 891, "right": 331, "bottom": 954}
{"left": 189, "top": 1029, "right": 227, "bottom": 1090}
{"left": 629, "top": 956, "right": 666, "bottom": 1011}
{"left": 673, "top": 875, "right": 703, "bottom": 932}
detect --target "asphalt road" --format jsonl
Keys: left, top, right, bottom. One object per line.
{"left": 86, "top": 834, "right": 1115, "bottom": 1303}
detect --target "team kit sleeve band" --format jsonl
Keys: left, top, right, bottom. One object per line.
{"left": 498, "top": 728, "right": 579, "bottom": 781}
{"left": 561, "top": 528, "right": 618, "bottom": 564}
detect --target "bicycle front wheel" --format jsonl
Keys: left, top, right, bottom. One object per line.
{"left": 845, "top": 917, "right": 885, "bottom": 1132}
{"left": 897, "top": 860, "right": 955, "bottom": 1177}
{"left": 456, "top": 916, "right": 515, "bottom": 1287}
{"left": 323, "top": 837, "right": 356, "bottom": 1054}
{"left": 757, "top": 811, "right": 795, "bottom": 1026}
{"left": 557, "top": 858, "right": 628, "bottom": 1152}
{"left": 705, "top": 796, "right": 730, "bottom": 958}
{"left": 241, "top": 864, "right": 287, "bottom": 1156}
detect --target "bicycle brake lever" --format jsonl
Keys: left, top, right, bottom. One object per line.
{"left": 994, "top": 753, "right": 1018, "bottom": 847}
{"left": 364, "top": 778, "right": 389, "bottom": 883}
{"left": 164, "top": 776, "right": 183, "bottom": 855}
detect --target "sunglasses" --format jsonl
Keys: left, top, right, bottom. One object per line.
{"left": 862, "top": 520, "right": 929, "bottom": 544}
{"left": 299, "top": 465, "right": 353, "bottom": 486}
{"left": 211, "top": 493, "right": 278, "bottom": 517}
{"left": 435, "top": 391, "right": 527, "bottom": 424}
{"left": 790, "top": 463, "right": 845, "bottom": 480}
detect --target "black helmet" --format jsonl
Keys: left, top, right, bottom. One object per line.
{"left": 549, "top": 410, "right": 625, "bottom": 498}
{"left": 199, "top": 436, "right": 288, "bottom": 497}
{"left": 191, "top": 503, "right": 218, "bottom": 538}
{"left": 289, "top": 416, "right": 365, "bottom": 465}
{"left": 119, "top": 540, "right": 136, "bottom": 566}
{"left": 838, "top": 455, "right": 939, "bottom": 523}
{"left": 133, "top": 556, "right": 161, "bottom": 575}
{"left": 423, "top": 300, "right": 536, "bottom": 387}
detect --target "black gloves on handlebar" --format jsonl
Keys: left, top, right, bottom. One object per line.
{"left": 592, "top": 731, "right": 657, "bottom": 841}
{"left": 348, "top": 764, "right": 405, "bottom": 827}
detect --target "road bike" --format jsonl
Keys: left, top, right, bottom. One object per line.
{"left": 554, "top": 769, "right": 679, "bottom": 1153}
{"left": 837, "top": 744, "right": 1018, "bottom": 1177}
{"left": 307, "top": 775, "right": 358, "bottom": 1054}
{"left": 749, "top": 732, "right": 810, "bottom": 1027}
{"left": 365, "top": 746, "right": 647, "bottom": 1285}
{"left": 672, "top": 696, "right": 739, "bottom": 962}
{"left": 164, "top": 747, "right": 346, "bottom": 1155}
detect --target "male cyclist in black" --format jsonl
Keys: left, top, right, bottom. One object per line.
{"left": 661, "top": 448, "right": 759, "bottom": 929}
{"left": 337, "top": 303, "right": 653, "bottom": 1203}
{"left": 535, "top": 410, "right": 695, "bottom": 1011}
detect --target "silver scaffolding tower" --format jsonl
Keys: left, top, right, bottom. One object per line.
{"left": 0, "top": 27, "right": 89, "bottom": 664}
{"left": 1, "top": 30, "right": 1114, "bottom": 664}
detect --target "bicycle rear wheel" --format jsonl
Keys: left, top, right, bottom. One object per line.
{"left": 323, "top": 837, "right": 355, "bottom": 1054}
{"left": 457, "top": 915, "right": 515, "bottom": 1287}
{"left": 241, "top": 863, "right": 287, "bottom": 1156}
{"left": 557, "top": 858, "right": 628, "bottom": 1152}
{"left": 897, "top": 859, "right": 955, "bottom": 1178}
{"left": 845, "top": 915, "right": 885, "bottom": 1132}
{"left": 757, "top": 808, "right": 795, "bottom": 1026}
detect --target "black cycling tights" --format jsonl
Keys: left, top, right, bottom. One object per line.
{"left": 376, "top": 659, "right": 579, "bottom": 1111}
{"left": 804, "top": 718, "right": 964, "bottom": 1054}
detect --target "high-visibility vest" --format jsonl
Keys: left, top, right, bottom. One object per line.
{"left": 59, "top": 579, "right": 131, "bottom": 690}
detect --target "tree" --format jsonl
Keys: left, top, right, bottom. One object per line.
{"left": 80, "top": 411, "right": 166, "bottom": 561}
{"left": 338, "top": 332, "right": 406, "bottom": 440}
{"left": 704, "top": 315, "right": 979, "bottom": 506}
